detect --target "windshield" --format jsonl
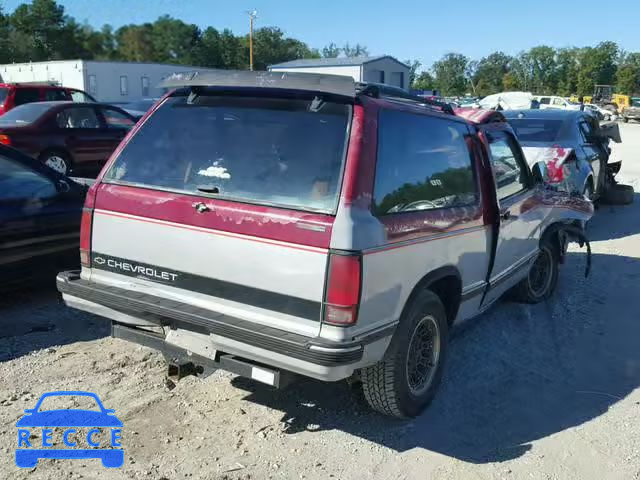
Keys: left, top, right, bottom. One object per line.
{"left": 632, "top": 98, "right": 640, "bottom": 107}
{"left": 0, "top": 102, "right": 51, "bottom": 126}
{"left": 0, "top": 88, "right": 8, "bottom": 104}
{"left": 507, "top": 118, "right": 566, "bottom": 143}
{"left": 104, "top": 94, "right": 351, "bottom": 213}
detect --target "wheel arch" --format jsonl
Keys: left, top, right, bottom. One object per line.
{"left": 401, "top": 266, "right": 462, "bottom": 326}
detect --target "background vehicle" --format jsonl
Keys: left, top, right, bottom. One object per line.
{"left": 621, "top": 97, "right": 640, "bottom": 123}
{"left": 0, "top": 145, "right": 87, "bottom": 288}
{"left": 504, "top": 109, "right": 631, "bottom": 204}
{"left": 0, "top": 83, "right": 96, "bottom": 116}
{"left": 57, "top": 72, "right": 591, "bottom": 419}
{"left": 583, "top": 103, "right": 616, "bottom": 121}
{"left": 121, "top": 98, "right": 160, "bottom": 121}
{"left": 0, "top": 101, "right": 136, "bottom": 176}
{"left": 535, "top": 95, "right": 581, "bottom": 111}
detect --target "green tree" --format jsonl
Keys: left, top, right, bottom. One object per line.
{"left": 405, "top": 59, "right": 421, "bottom": 87}
{"left": 528, "top": 46, "right": 557, "bottom": 93}
{"left": 432, "top": 53, "right": 469, "bottom": 96}
{"left": 342, "top": 43, "right": 368, "bottom": 57}
{"left": 502, "top": 72, "right": 520, "bottom": 91}
{"left": 0, "top": 6, "right": 11, "bottom": 63}
{"left": 616, "top": 65, "right": 638, "bottom": 95}
{"left": 577, "top": 41, "right": 619, "bottom": 97}
{"left": 115, "top": 24, "right": 157, "bottom": 62}
{"left": 412, "top": 71, "right": 436, "bottom": 91}
{"left": 555, "top": 47, "right": 580, "bottom": 96}
{"left": 250, "top": 27, "right": 317, "bottom": 71}
{"left": 151, "top": 16, "right": 200, "bottom": 65}
{"left": 474, "top": 52, "right": 511, "bottom": 96}
{"left": 9, "top": 0, "right": 66, "bottom": 60}
{"left": 322, "top": 43, "right": 341, "bottom": 58}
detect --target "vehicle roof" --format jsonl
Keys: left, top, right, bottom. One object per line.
{"left": 503, "top": 109, "right": 586, "bottom": 120}
{"left": 9, "top": 100, "right": 127, "bottom": 109}
{"left": 0, "top": 83, "right": 69, "bottom": 89}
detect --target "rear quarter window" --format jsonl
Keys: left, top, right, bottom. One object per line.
{"left": 104, "top": 94, "right": 350, "bottom": 213}
{"left": 372, "top": 110, "right": 478, "bottom": 215}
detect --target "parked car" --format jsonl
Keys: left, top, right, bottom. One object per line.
{"left": 0, "top": 101, "right": 136, "bottom": 176}
{"left": 121, "top": 98, "right": 159, "bottom": 121}
{"left": 583, "top": 103, "right": 617, "bottom": 121}
{"left": 621, "top": 97, "right": 640, "bottom": 123}
{"left": 534, "top": 95, "right": 581, "bottom": 111}
{"left": 57, "top": 72, "right": 592, "bottom": 418}
{"left": 0, "top": 145, "right": 88, "bottom": 288}
{"left": 0, "top": 83, "right": 96, "bottom": 116}
{"left": 504, "top": 109, "right": 632, "bottom": 204}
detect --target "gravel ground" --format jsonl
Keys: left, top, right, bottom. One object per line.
{"left": 2, "top": 124, "right": 640, "bottom": 480}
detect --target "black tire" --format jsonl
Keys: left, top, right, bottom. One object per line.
{"left": 603, "top": 184, "right": 634, "bottom": 205}
{"left": 622, "top": 117, "right": 629, "bottom": 123}
{"left": 512, "top": 240, "right": 559, "bottom": 304}
{"left": 39, "top": 150, "right": 72, "bottom": 175}
{"left": 361, "top": 290, "right": 448, "bottom": 418}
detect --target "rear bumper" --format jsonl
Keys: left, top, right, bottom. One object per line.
{"left": 56, "top": 271, "right": 392, "bottom": 381}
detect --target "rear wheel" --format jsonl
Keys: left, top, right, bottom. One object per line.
{"left": 40, "top": 150, "right": 71, "bottom": 175}
{"left": 361, "top": 290, "right": 448, "bottom": 418}
{"left": 512, "top": 240, "right": 559, "bottom": 304}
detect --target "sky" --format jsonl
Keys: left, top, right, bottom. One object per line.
{"left": 3, "top": 0, "right": 640, "bottom": 69}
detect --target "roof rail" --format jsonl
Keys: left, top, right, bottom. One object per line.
{"left": 357, "top": 82, "right": 454, "bottom": 115}
{"left": 11, "top": 81, "right": 61, "bottom": 86}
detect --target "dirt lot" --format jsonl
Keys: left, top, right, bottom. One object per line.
{"left": 2, "top": 124, "right": 640, "bottom": 480}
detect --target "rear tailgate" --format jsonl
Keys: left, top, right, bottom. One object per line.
{"left": 86, "top": 92, "right": 351, "bottom": 338}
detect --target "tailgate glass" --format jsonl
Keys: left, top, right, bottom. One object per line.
{"left": 104, "top": 94, "right": 350, "bottom": 214}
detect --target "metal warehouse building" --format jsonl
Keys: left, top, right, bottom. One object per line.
{"left": 0, "top": 60, "right": 214, "bottom": 103}
{"left": 268, "top": 55, "right": 410, "bottom": 90}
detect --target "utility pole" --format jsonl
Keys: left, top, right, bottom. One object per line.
{"left": 247, "top": 9, "right": 258, "bottom": 71}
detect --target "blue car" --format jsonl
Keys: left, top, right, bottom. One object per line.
{"left": 15, "top": 391, "right": 123, "bottom": 468}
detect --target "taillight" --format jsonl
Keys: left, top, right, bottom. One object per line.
{"left": 79, "top": 183, "right": 98, "bottom": 267}
{"left": 0, "top": 134, "right": 10, "bottom": 146}
{"left": 323, "top": 254, "right": 362, "bottom": 326}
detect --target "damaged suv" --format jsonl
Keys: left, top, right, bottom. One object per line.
{"left": 57, "top": 71, "right": 592, "bottom": 418}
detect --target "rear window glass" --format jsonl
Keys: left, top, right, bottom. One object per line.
{"left": 507, "top": 119, "right": 565, "bottom": 143}
{"left": 104, "top": 95, "right": 350, "bottom": 213}
{"left": 0, "top": 88, "right": 8, "bottom": 103}
{"left": 0, "top": 103, "right": 51, "bottom": 126}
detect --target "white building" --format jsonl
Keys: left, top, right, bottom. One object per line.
{"left": 268, "top": 55, "right": 411, "bottom": 90}
{"left": 0, "top": 60, "right": 213, "bottom": 103}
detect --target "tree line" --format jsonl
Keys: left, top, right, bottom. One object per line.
{"left": 413, "top": 42, "right": 640, "bottom": 97}
{"left": 0, "top": 0, "right": 369, "bottom": 71}
{"left": 1, "top": 0, "right": 638, "bottom": 99}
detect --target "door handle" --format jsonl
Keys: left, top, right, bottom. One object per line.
{"left": 500, "top": 209, "right": 513, "bottom": 221}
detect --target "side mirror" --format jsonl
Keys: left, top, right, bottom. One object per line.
{"left": 599, "top": 122, "right": 622, "bottom": 143}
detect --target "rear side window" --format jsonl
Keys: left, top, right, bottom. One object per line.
{"left": 373, "top": 110, "right": 477, "bottom": 215}
{"left": 0, "top": 88, "right": 8, "bottom": 103}
{"left": 44, "top": 89, "right": 69, "bottom": 101}
{"left": 104, "top": 95, "right": 350, "bottom": 213}
{"left": 539, "top": 97, "right": 550, "bottom": 105}
{"left": 0, "top": 103, "right": 50, "bottom": 126}
{"left": 14, "top": 88, "right": 40, "bottom": 106}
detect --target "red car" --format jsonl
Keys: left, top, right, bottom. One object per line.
{"left": 0, "top": 101, "right": 136, "bottom": 176}
{"left": 0, "top": 83, "right": 96, "bottom": 116}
